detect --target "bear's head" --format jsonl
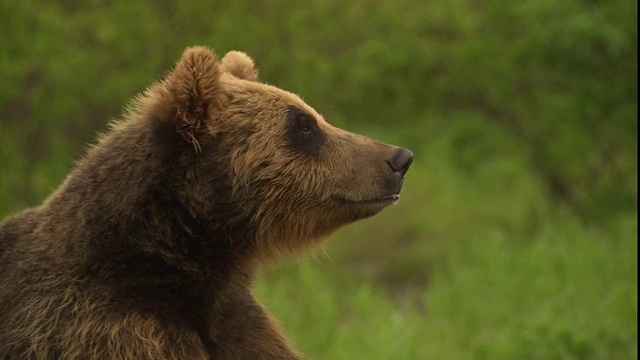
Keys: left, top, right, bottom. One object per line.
{"left": 138, "top": 47, "right": 412, "bottom": 256}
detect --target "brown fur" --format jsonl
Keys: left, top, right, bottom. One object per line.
{"left": 0, "top": 46, "right": 412, "bottom": 359}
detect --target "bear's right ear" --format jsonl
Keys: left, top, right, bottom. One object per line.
{"left": 147, "top": 46, "right": 224, "bottom": 152}
{"left": 221, "top": 51, "right": 259, "bottom": 82}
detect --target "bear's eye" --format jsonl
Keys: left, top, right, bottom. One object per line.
{"left": 287, "top": 107, "right": 325, "bottom": 159}
{"left": 297, "top": 115, "right": 314, "bottom": 135}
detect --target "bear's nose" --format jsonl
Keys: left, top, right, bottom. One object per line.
{"left": 387, "top": 148, "right": 413, "bottom": 176}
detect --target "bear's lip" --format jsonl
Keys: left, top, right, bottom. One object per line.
{"left": 332, "top": 193, "right": 400, "bottom": 205}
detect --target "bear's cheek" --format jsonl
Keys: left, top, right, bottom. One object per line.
{"left": 301, "top": 173, "right": 394, "bottom": 224}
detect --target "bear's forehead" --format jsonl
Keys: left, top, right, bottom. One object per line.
{"left": 223, "top": 76, "right": 325, "bottom": 121}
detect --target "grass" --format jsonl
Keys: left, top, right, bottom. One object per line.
{"left": 257, "top": 212, "right": 637, "bottom": 359}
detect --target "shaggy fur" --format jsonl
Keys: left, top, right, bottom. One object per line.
{"left": 0, "top": 46, "right": 413, "bottom": 359}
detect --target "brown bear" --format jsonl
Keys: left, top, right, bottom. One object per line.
{"left": 0, "top": 46, "right": 413, "bottom": 359}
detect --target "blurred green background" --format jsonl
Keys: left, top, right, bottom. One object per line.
{"left": 0, "top": 1, "right": 637, "bottom": 359}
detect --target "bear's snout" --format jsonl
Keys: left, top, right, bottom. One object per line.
{"left": 386, "top": 148, "right": 413, "bottom": 177}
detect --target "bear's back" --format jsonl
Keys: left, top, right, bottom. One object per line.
{"left": 0, "top": 209, "right": 39, "bottom": 265}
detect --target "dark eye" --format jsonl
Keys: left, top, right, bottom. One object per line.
{"left": 297, "top": 114, "right": 315, "bottom": 135}
{"left": 287, "top": 106, "right": 325, "bottom": 159}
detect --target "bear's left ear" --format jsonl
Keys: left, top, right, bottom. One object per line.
{"left": 149, "top": 46, "right": 224, "bottom": 152}
{"left": 221, "top": 51, "right": 259, "bottom": 82}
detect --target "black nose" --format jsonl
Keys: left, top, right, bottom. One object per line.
{"left": 387, "top": 148, "right": 413, "bottom": 176}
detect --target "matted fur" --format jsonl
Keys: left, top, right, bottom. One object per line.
{"left": 0, "top": 46, "right": 412, "bottom": 359}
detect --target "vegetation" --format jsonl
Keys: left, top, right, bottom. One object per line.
{"left": 1, "top": 1, "right": 636, "bottom": 359}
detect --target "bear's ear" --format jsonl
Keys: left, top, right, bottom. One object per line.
{"left": 159, "top": 46, "right": 224, "bottom": 152}
{"left": 221, "top": 51, "right": 259, "bottom": 82}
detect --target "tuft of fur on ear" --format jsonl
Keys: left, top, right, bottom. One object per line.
{"left": 221, "top": 51, "right": 259, "bottom": 81}
{"left": 158, "top": 46, "right": 224, "bottom": 153}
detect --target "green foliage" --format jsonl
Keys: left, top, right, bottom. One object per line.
{"left": 0, "top": 0, "right": 636, "bottom": 218}
{"left": 0, "top": 0, "right": 636, "bottom": 358}
{"left": 258, "top": 213, "right": 636, "bottom": 359}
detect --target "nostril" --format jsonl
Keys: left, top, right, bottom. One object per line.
{"left": 387, "top": 148, "right": 414, "bottom": 176}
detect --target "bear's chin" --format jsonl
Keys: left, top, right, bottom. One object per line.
{"left": 331, "top": 194, "right": 399, "bottom": 222}
{"left": 331, "top": 193, "right": 400, "bottom": 206}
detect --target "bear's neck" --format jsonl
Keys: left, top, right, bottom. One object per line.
{"left": 41, "top": 120, "right": 258, "bottom": 323}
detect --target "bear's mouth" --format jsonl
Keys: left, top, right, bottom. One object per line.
{"left": 331, "top": 194, "right": 400, "bottom": 205}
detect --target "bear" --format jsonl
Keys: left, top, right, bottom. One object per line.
{"left": 0, "top": 46, "right": 413, "bottom": 359}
